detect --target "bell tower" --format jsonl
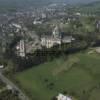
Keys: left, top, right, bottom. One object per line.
{"left": 52, "top": 26, "right": 61, "bottom": 39}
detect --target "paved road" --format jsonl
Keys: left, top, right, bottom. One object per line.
{"left": 0, "top": 72, "right": 29, "bottom": 100}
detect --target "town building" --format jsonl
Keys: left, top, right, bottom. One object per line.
{"left": 96, "top": 20, "right": 100, "bottom": 29}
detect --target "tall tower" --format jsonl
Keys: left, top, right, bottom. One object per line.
{"left": 19, "top": 40, "right": 25, "bottom": 57}
{"left": 52, "top": 26, "right": 60, "bottom": 39}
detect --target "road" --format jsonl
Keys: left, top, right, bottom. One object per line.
{"left": 0, "top": 72, "right": 29, "bottom": 100}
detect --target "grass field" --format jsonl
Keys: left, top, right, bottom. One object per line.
{"left": 0, "top": 81, "right": 6, "bottom": 90}
{"left": 15, "top": 49, "right": 100, "bottom": 100}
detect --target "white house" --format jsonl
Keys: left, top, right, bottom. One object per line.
{"left": 12, "top": 23, "right": 21, "bottom": 29}
{"left": 57, "top": 93, "right": 72, "bottom": 100}
{"left": 33, "top": 20, "right": 42, "bottom": 25}
{"left": 75, "top": 12, "right": 81, "bottom": 16}
{"left": 0, "top": 65, "right": 4, "bottom": 69}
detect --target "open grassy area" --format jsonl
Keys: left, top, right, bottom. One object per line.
{"left": 0, "top": 80, "right": 6, "bottom": 90}
{"left": 15, "top": 50, "right": 100, "bottom": 100}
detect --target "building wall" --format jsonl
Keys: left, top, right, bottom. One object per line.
{"left": 41, "top": 37, "right": 61, "bottom": 48}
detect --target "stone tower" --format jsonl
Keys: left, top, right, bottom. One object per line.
{"left": 52, "top": 26, "right": 60, "bottom": 39}
{"left": 19, "top": 39, "right": 25, "bottom": 57}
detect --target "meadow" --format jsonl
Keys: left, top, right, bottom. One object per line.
{"left": 15, "top": 49, "right": 100, "bottom": 100}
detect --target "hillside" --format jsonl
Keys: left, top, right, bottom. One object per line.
{"left": 15, "top": 49, "right": 100, "bottom": 100}
{"left": 76, "top": 1, "right": 100, "bottom": 15}
{"left": 0, "top": 0, "right": 98, "bottom": 8}
{"left": 0, "top": 0, "right": 99, "bottom": 13}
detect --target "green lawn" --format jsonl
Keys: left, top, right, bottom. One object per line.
{"left": 15, "top": 51, "right": 100, "bottom": 100}
{"left": 0, "top": 80, "right": 6, "bottom": 90}
{"left": 89, "top": 89, "right": 100, "bottom": 100}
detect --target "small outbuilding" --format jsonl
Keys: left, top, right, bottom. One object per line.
{"left": 56, "top": 93, "right": 72, "bottom": 100}
{"left": 0, "top": 65, "right": 4, "bottom": 69}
